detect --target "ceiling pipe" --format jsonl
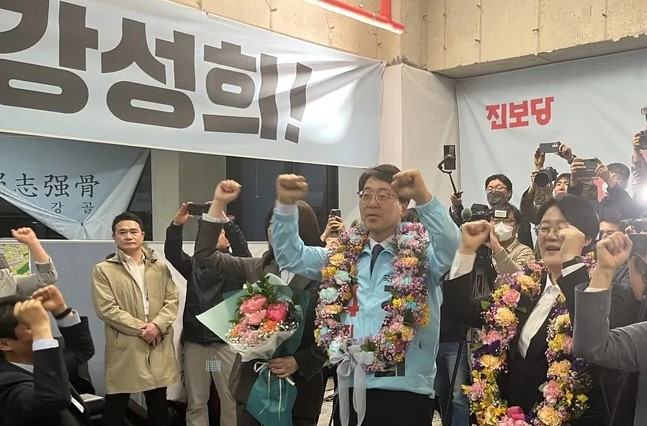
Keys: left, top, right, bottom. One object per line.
{"left": 304, "top": 0, "right": 405, "bottom": 34}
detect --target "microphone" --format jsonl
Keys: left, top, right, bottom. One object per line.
{"left": 461, "top": 208, "right": 473, "bottom": 222}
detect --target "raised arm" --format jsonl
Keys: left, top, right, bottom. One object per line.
{"left": 164, "top": 203, "right": 193, "bottom": 280}
{"left": 1, "top": 296, "right": 71, "bottom": 422}
{"left": 441, "top": 220, "right": 493, "bottom": 327}
{"left": 194, "top": 180, "right": 262, "bottom": 283}
{"left": 416, "top": 198, "right": 460, "bottom": 281}
{"left": 391, "top": 169, "right": 460, "bottom": 280}
{"left": 271, "top": 174, "right": 328, "bottom": 280}
{"left": 11, "top": 228, "right": 58, "bottom": 296}
{"left": 225, "top": 220, "right": 252, "bottom": 258}
{"left": 31, "top": 285, "right": 95, "bottom": 371}
{"left": 575, "top": 287, "right": 647, "bottom": 372}
{"left": 574, "top": 232, "right": 647, "bottom": 370}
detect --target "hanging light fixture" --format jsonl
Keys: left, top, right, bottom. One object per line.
{"left": 304, "top": 0, "right": 405, "bottom": 34}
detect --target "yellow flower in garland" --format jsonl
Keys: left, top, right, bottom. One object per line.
{"left": 401, "top": 325, "right": 414, "bottom": 341}
{"left": 548, "top": 333, "right": 567, "bottom": 353}
{"left": 576, "top": 394, "right": 588, "bottom": 404}
{"left": 325, "top": 304, "right": 343, "bottom": 315}
{"left": 517, "top": 274, "right": 538, "bottom": 292}
{"left": 321, "top": 266, "right": 337, "bottom": 280}
{"left": 482, "top": 405, "right": 507, "bottom": 426}
{"left": 494, "top": 307, "right": 516, "bottom": 327}
{"left": 555, "top": 313, "right": 571, "bottom": 328}
{"left": 548, "top": 359, "right": 572, "bottom": 379}
{"left": 400, "top": 256, "right": 419, "bottom": 267}
{"left": 492, "top": 284, "right": 510, "bottom": 300}
{"left": 537, "top": 406, "right": 562, "bottom": 426}
{"left": 330, "top": 253, "right": 346, "bottom": 266}
{"left": 392, "top": 298, "right": 403, "bottom": 309}
{"left": 314, "top": 328, "right": 320, "bottom": 341}
{"left": 480, "top": 354, "right": 504, "bottom": 370}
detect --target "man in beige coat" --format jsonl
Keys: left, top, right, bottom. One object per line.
{"left": 92, "top": 212, "right": 179, "bottom": 426}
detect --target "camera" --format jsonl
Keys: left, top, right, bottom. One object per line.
{"left": 624, "top": 219, "right": 647, "bottom": 257}
{"left": 535, "top": 167, "right": 558, "bottom": 188}
{"left": 639, "top": 107, "right": 647, "bottom": 149}
{"left": 470, "top": 204, "right": 491, "bottom": 221}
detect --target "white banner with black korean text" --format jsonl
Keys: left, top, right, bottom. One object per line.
{"left": 0, "top": 0, "right": 384, "bottom": 168}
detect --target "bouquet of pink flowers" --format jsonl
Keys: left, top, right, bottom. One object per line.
{"left": 198, "top": 274, "right": 309, "bottom": 426}
{"left": 197, "top": 272, "right": 307, "bottom": 362}
{"left": 225, "top": 276, "right": 303, "bottom": 361}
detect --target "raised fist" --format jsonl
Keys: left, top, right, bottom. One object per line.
{"left": 276, "top": 174, "right": 308, "bottom": 205}
{"left": 32, "top": 285, "right": 68, "bottom": 316}
{"left": 11, "top": 228, "right": 38, "bottom": 245}
{"left": 214, "top": 180, "right": 242, "bottom": 205}
{"left": 14, "top": 299, "right": 50, "bottom": 331}
{"left": 459, "top": 220, "right": 491, "bottom": 254}
{"left": 391, "top": 169, "right": 432, "bottom": 204}
{"left": 596, "top": 232, "right": 632, "bottom": 271}
{"left": 557, "top": 225, "right": 587, "bottom": 263}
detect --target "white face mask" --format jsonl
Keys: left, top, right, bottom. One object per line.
{"left": 494, "top": 222, "right": 515, "bottom": 242}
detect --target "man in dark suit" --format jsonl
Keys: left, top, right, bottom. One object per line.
{"left": 0, "top": 285, "right": 95, "bottom": 426}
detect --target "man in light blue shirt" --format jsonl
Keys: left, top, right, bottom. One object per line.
{"left": 271, "top": 164, "right": 460, "bottom": 426}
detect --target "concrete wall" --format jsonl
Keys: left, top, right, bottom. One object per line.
{"left": 166, "top": 0, "right": 432, "bottom": 68}
{"left": 428, "top": 0, "right": 647, "bottom": 77}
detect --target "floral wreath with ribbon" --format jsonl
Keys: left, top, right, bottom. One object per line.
{"left": 314, "top": 220, "right": 431, "bottom": 373}
{"left": 463, "top": 256, "right": 597, "bottom": 426}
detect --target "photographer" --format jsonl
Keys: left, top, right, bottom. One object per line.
{"left": 631, "top": 132, "right": 647, "bottom": 186}
{"left": 596, "top": 162, "right": 641, "bottom": 220}
{"left": 520, "top": 148, "right": 571, "bottom": 224}
{"left": 450, "top": 174, "right": 534, "bottom": 248}
{"left": 320, "top": 214, "right": 345, "bottom": 250}
{"left": 488, "top": 204, "right": 535, "bottom": 276}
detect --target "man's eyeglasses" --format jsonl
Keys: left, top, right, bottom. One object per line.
{"left": 358, "top": 190, "right": 397, "bottom": 204}
{"left": 535, "top": 223, "right": 570, "bottom": 238}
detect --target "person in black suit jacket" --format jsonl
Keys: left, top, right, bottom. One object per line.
{"left": 0, "top": 285, "right": 95, "bottom": 426}
{"left": 443, "top": 195, "right": 629, "bottom": 426}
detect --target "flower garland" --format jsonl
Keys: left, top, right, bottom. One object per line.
{"left": 314, "top": 221, "right": 430, "bottom": 372}
{"left": 463, "top": 257, "right": 596, "bottom": 426}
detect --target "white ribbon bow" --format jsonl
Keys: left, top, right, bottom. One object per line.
{"left": 331, "top": 345, "right": 374, "bottom": 426}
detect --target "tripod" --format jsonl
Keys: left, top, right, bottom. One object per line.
{"left": 440, "top": 260, "right": 495, "bottom": 426}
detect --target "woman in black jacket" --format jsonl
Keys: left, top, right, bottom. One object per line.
{"left": 194, "top": 180, "right": 326, "bottom": 426}
{"left": 443, "top": 195, "right": 633, "bottom": 425}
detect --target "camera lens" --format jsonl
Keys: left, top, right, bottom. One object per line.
{"left": 535, "top": 172, "right": 549, "bottom": 187}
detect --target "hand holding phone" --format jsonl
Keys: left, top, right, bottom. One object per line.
{"left": 328, "top": 209, "right": 342, "bottom": 237}
{"left": 538, "top": 142, "right": 561, "bottom": 154}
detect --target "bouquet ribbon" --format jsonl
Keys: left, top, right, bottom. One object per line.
{"left": 331, "top": 345, "right": 374, "bottom": 426}
{"left": 247, "top": 361, "right": 297, "bottom": 426}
